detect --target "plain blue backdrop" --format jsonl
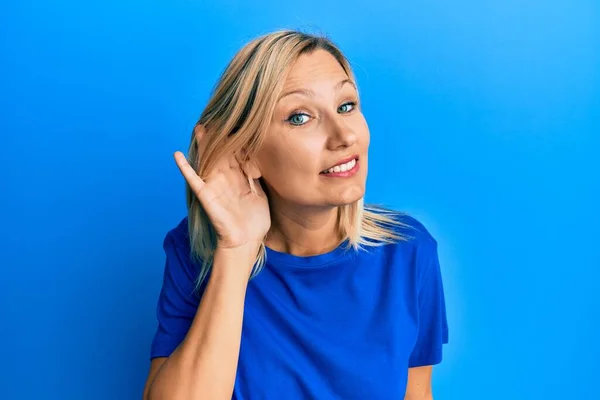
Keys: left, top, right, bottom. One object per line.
{"left": 1, "top": 0, "right": 598, "bottom": 398}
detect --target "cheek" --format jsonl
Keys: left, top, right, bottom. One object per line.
{"left": 257, "top": 140, "right": 321, "bottom": 186}
{"left": 355, "top": 114, "right": 370, "bottom": 144}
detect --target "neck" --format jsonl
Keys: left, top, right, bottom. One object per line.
{"left": 265, "top": 203, "right": 343, "bottom": 257}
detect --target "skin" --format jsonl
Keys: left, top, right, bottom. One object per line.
{"left": 406, "top": 366, "right": 434, "bottom": 400}
{"left": 245, "top": 49, "right": 370, "bottom": 256}
{"left": 143, "top": 49, "right": 434, "bottom": 399}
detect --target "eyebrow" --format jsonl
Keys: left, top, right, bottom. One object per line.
{"left": 278, "top": 78, "right": 356, "bottom": 101}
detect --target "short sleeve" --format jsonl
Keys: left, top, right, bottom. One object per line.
{"left": 408, "top": 237, "right": 449, "bottom": 368}
{"left": 150, "top": 232, "right": 201, "bottom": 359}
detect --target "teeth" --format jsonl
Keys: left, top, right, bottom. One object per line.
{"left": 324, "top": 158, "right": 356, "bottom": 174}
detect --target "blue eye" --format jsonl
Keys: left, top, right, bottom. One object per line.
{"left": 287, "top": 113, "right": 310, "bottom": 126}
{"left": 338, "top": 101, "right": 356, "bottom": 113}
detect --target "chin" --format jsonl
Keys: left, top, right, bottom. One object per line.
{"left": 329, "top": 185, "right": 365, "bottom": 206}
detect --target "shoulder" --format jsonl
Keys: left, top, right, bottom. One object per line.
{"left": 393, "top": 212, "right": 438, "bottom": 250}
{"left": 163, "top": 216, "right": 191, "bottom": 250}
{"left": 162, "top": 216, "right": 202, "bottom": 279}
{"left": 366, "top": 208, "right": 440, "bottom": 274}
{"left": 365, "top": 206, "right": 437, "bottom": 251}
{"left": 365, "top": 209, "right": 445, "bottom": 301}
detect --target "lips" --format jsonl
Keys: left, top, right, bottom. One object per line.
{"left": 320, "top": 155, "right": 359, "bottom": 174}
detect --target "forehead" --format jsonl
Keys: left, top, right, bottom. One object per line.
{"left": 283, "top": 49, "right": 348, "bottom": 88}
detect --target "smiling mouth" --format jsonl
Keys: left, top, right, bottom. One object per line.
{"left": 320, "top": 157, "right": 359, "bottom": 174}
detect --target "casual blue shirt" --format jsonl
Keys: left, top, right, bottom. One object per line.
{"left": 150, "top": 214, "right": 449, "bottom": 399}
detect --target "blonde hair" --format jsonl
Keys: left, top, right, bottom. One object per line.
{"left": 185, "top": 30, "right": 408, "bottom": 289}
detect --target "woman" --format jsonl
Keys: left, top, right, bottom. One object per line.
{"left": 143, "top": 30, "right": 449, "bottom": 400}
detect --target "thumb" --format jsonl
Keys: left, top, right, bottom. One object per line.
{"left": 174, "top": 151, "right": 206, "bottom": 196}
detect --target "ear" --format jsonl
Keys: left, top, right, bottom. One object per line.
{"left": 194, "top": 123, "right": 206, "bottom": 143}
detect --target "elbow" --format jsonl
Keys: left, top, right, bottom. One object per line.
{"left": 145, "top": 386, "right": 170, "bottom": 400}
{"left": 144, "top": 384, "right": 157, "bottom": 400}
{"left": 405, "top": 391, "right": 433, "bottom": 400}
{"left": 144, "top": 377, "right": 168, "bottom": 400}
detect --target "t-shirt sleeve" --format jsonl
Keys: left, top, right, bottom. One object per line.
{"left": 408, "top": 237, "right": 449, "bottom": 368}
{"left": 150, "top": 233, "right": 201, "bottom": 360}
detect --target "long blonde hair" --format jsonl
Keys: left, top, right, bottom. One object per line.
{"left": 185, "top": 30, "right": 407, "bottom": 289}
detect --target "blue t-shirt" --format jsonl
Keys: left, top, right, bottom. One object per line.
{"left": 150, "top": 214, "right": 449, "bottom": 399}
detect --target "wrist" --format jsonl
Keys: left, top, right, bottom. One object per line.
{"left": 213, "top": 242, "right": 261, "bottom": 277}
{"left": 216, "top": 240, "right": 262, "bottom": 257}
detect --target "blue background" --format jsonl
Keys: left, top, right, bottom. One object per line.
{"left": 1, "top": 0, "right": 598, "bottom": 398}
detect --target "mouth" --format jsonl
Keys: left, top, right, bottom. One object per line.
{"left": 319, "top": 155, "right": 359, "bottom": 175}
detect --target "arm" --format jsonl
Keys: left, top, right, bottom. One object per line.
{"left": 405, "top": 229, "right": 449, "bottom": 400}
{"left": 144, "top": 245, "right": 256, "bottom": 400}
{"left": 404, "top": 366, "right": 433, "bottom": 400}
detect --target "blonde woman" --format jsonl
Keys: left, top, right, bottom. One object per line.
{"left": 143, "top": 30, "right": 448, "bottom": 400}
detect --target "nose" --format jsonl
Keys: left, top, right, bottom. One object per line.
{"left": 325, "top": 115, "right": 358, "bottom": 150}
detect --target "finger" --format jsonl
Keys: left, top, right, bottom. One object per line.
{"left": 230, "top": 156, "right": 252, "bottom": 188}
{"left": 253, "top": 178, "right": 267, "bottom": 197}
{"left": 200, "top": 155, "right": 248, "bottom": 197}
{"left": 211, "top": 152, "right": 234, "bottom": 175}
{"left": 214, "top": 153, "right": 247, "bottom": 184}
{"left": 211, "top": 160, "right": 251, "bottom": 198}
{"left": 214, "top": 153, "right": 241, "bottom": 173}
{"left": 230, "top": 152, "right": 243, "bottom": 170}
{"left": 173, "top": 151, "right": 206, "bottom": 194}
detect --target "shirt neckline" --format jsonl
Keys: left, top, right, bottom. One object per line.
{"left": 264, "top": 239, "right": 355, "bottom": 268}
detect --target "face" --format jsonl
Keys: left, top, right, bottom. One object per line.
{"left": 254, "top": 49, "right": 370, "bottom": 209}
